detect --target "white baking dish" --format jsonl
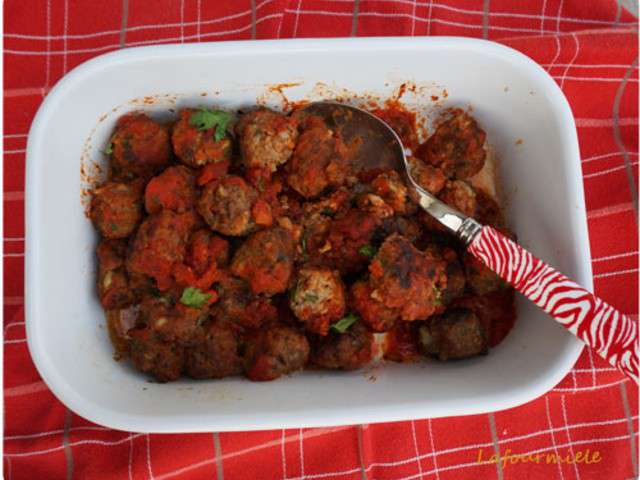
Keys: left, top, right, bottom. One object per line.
{"left": 26, "top": 37, "right": 588, "bottom": 433}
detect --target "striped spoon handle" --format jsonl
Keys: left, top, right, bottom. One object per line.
{"left": 468, "top": 225, "right": 639, "bottom": 383}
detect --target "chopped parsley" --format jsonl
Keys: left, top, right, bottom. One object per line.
{"left": 189, "top": 107, "right": 231, "bottom": 141}
{"left": 180, "top": 286, "right": 212, "bottom": 308}
{"left": 358, "top": 244, "right": 377, "bottom": 258}
{"left": 330, "top": 313, "right": 359, "bottom": 333}
{"left": 104, "top": 142, "right": 113, "bottom": 155}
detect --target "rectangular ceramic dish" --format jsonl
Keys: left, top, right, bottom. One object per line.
{"left": 26, "top": 37, "right": 588, "bottom": 433}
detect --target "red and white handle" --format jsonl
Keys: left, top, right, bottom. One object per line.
{"left": 468, "top": 226, "right": 639, "bottom": 383}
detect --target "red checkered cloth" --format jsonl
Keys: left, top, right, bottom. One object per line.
{"left": 4, "top": 1, "right": 639, "bottom": 479}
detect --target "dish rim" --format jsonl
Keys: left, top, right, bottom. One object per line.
{"left": 25, "top": 36, "right": 587, "bottom": 432}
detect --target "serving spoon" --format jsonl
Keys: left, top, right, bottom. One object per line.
{"left": 303, "top": 102, "right": 639, "bottom": 383}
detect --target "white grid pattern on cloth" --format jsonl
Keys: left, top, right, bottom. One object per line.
{"left": 318, "top": 0, "right": 638, "bottom": 26}
{"left": 561, "top": 395, "right": 582, "bottom": 479}
{"left": 410, "top": 420, "right": 424, "bottom": 478}
{"left": 545, "top": 397, "right": 566, "bottom": 480}
{"left": 283, "top": 430, "right": 640, "bottom": 480}
{"left": 5, "top": 0, "right": 279, "bottom": 40}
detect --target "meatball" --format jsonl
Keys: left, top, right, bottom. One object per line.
{"left": 356, "top": 193, "right": 394, "bottom": 220}
{"left": 416, "top": 110, "right": 486, "bottom": 180}
{"left": 452, "top": 289, "right": 516, "bottom": 347}
{"left": 373, "top": 106, "right": 419, "bottom": 151}
{"left": 377, "top": 216, "right": 422, "bottom": 244}
{"left": 289, "top": 266, "right": 346, "bottom": 335}
{"left": 287, "top": 115, "right": 349, "bottom": 198}
{"left": 311, "top": 322, "right": 373, "bottom": 370}
{"left": 128, "top": 326, "right": 184, "bottom": 382}
{"left": 243, "top": 325, "right": 310, "bottom": 381}
{"left": 110, "top": 113, "right": 171, "bottom": 179}
{"left": 90, "top": 181, "right": 142, "bottom": 239}
{"left": 418, "top": 308, "right": 488, "bottom": 361}
{"left": 171, "top": 108, "right": 232, "bottom": 168}
{"left": 371, "top": 171, "right": 414, "bottom": 215}
{"left": 424, "top": 245, "right": 466, "bottom": 304}
{"left": 184, "top": 320, "right": 243, "bottom": 379}
{"left": 464, "top": 252, "right": 506, "bottom": 295}
{"left": 213, "top": 276, "right": 278, "bottom": 329}
{"left": 320, "top": 209, "right": 379, "bottom": 275}
{"left": 230, "top": 227, "right": 294, "bottom": 296}
{"left": 145, "top": 165, "right": 197, "bottom": 214}
{"left": 475, "top": 189, "right": 506, "bottom": 229}
{"left": 126, "top": 210, "right": 195, "bottom": 289}
{"left": 439, "top": 180, "right": 477, "bottom": 217}
{"left": 97, "top": 239, "right": 135, "bottom": 309}
{"left": 137, "top": 296, "right": 207, "bottom": 346}
{"left": 185, "top": 229, "right": 230, "bottom": 274}
{"left": 367, "top": 234, "right": 446, "bottom": 321}
{"left": 384, "top": 321, "right": 422, "bottom": 363}
{"left": 296, "top": 189, "right": 351, "bottom": 260}
{"left": 197, "top": 175, "right": 257, "bottom": 236}
{"left": 236, "top": 108, "right": 298, "bottom": 173}
{"left": 408, "top": 156, "right": 446, "bottom": 195}
{"left": 350, "top": 280, "right": 398, "bottom": 332}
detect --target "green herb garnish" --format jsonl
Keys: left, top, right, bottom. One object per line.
{"left": 180, "top": 286, "right": 212, "bottom": 308}
{"left": 330, "top": 313, "right": 359, "bottom": 333}
{"left": 189, "top": 107, "right": 231, "bottom": 141}
{"left": 358, "top": 244, "right": 377, "bottom": 258}
{"left": 104, "top": 143, "right": 113, "bottom": 155}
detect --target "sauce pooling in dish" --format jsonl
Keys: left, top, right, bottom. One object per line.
{"left": 90, "top": 103, "right": 516, "bottom": 382}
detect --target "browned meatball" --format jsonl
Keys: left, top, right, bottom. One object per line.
{"left": 417, "top": 110, "right": 486, "bottom": 179}
{"left": 90, "top": 182, "right": 142, "bottom": 239}
{"left": 289, "top": 266, "right": 346, "bottom": 335}
{"left": 287, "top": 115, "right": 349, "bottom": 198}
{"left": 439, "top": 180, "right": 477, "bottom": 217}
{"left": 230, "top": 227, "right": 294, "bottom": 296}
{"left": 463, "top": 252, "right": 506, "bottom": 295}
{"left": 371, "top": 170, "right": 414, "bottom": 215}
{"left": 213, "top": 276, "right": 278, "bottom": 329}
{"left": 373, "top": 106, "right": 419, "bottom": 151}
{"left": 96, "top": 239, "right": 135, "bottom": 309}
{"left": 110, "top": 113, "right": 171, "bottom": 179}
{"left": 126, "top": 210, "right": 195, "bottom": 290}
{"left": 197, "top": 175, "right": 257, "bottom": 236}
{"left": 171, "top": 108, "right": 232, "bottom": 168}
{"left": 452, "top": 290, "right": 516, "bottom": 348}
{"left": 296, "top": 189, "right": 351, "bottom": 260}
{"left": 144, "top": 165, "right": 197, "bottom": 214}
{"left": 356, "top": 193, "right": 395, "bottom": 220}
{"left": 243, "top": 325, "right": 310, "bottom": 381}
{"left": 424, "top": 244, "right": 466, "bottom": 304}
{"left": 350, "top": 280, "right": 398, "bottom": 332}
{"left": 137, "top": 296, "right": 207, "bottom": 346}
{"left": 311, "top": 322, "right": 373, "bottom": 370}
{"left": 320, "top": 209, "right": 379, "bottom": 275}
{"left": 128, "top": 327, "right": 184, "bottom": 382}
{"left": 407, "top": 156, "right": 446, "bottom": 195}
{"left": 418, "top": 308, "right": 488, "bottom": 361}
{"left": 236, "top": 108, "right": 298, "bottom": 173}
{"left": 367, "top": 234, "right": 446, "bottom": 321}
{"left": 184, "top": 320, "right": 243, "bottom": 379}
{"left": 475, "top": 189, "right": 506, "bottom": 229}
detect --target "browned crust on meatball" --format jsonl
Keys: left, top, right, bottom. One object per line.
{"left": 197, "top": 175, "right": 257, "bottom": 236}
{"left": 236, "top": 108, "right": 298, "bottom": 173}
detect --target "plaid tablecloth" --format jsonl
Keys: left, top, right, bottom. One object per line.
{"left": 4, "top": 1, "right": 639, "bottom": 479}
